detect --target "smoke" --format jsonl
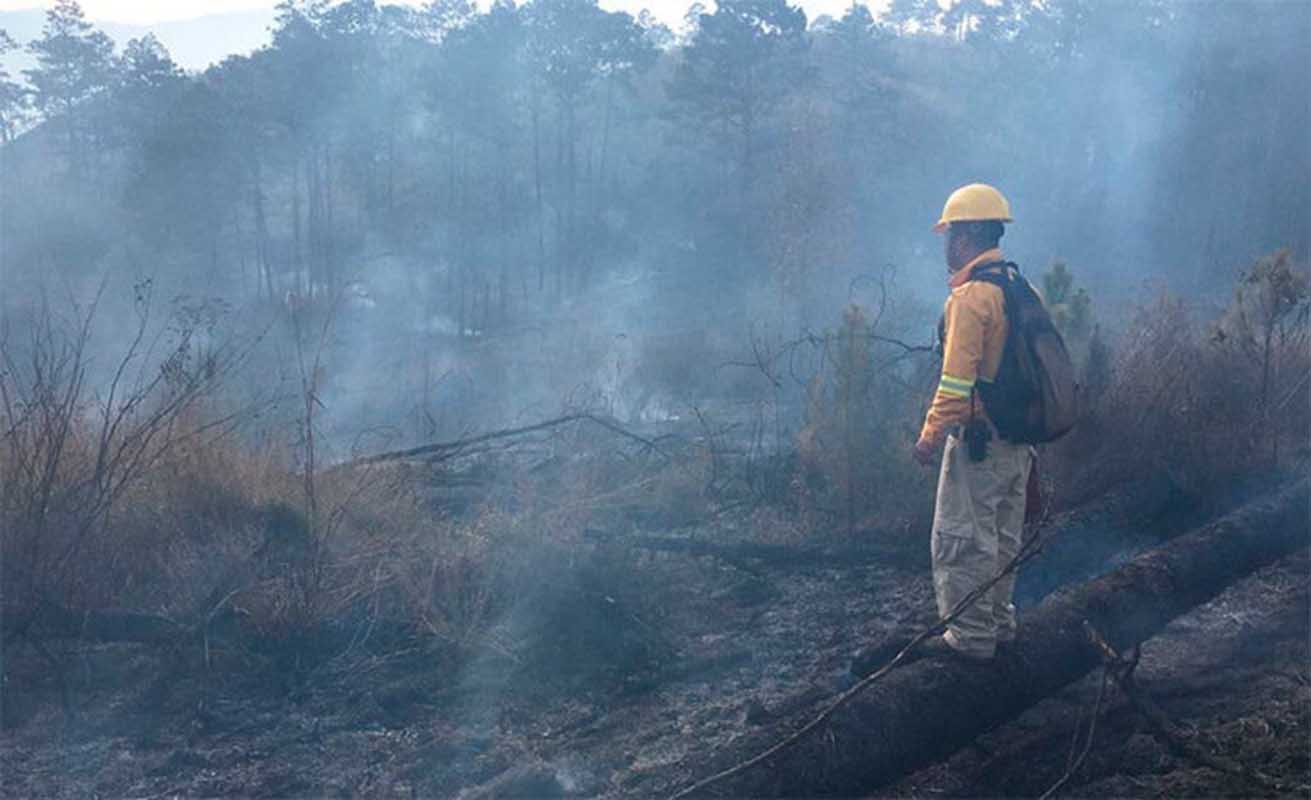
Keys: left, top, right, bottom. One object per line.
{"left": 1, "top": 0, "right": 1306, "bottom": 458}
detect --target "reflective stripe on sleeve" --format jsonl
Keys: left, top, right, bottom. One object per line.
{"left": 937, "top": 373, "right": 974, "bottom": 399}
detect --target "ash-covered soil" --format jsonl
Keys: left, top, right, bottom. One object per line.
{"left": 2, "top": 496, "right": 1307, "bottom": 799}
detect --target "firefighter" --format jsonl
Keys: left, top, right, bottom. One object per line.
{"left": 910, "top": 182, "right": 1033, "bottom": 663}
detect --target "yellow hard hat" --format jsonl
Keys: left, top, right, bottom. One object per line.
{"left": 933, "top": 183, "right": 1013, "bottom": 233}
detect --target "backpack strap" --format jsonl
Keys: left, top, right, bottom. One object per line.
{"left": 937, "top": 261, "right": 1017, "bottom": 351}
{"left": 961, "top": 261, "right": 1018, "bottom": 435}
{"left": 968, "top": 260, "right": 1018, "bottom": 289}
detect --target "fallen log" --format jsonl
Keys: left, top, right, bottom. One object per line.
{"left": 679, "top": 478, "right": 1309, "bottom": 797}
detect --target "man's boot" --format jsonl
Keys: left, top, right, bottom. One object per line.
{"left": 913, "top": 634, "right": 994, "bottom": 664}
{"left": 850, "top": 637, "right": 914, "bottom": 678}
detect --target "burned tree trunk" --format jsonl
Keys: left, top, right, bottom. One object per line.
{"left": 685, "top": 479, "right": 1309, "bottom": 798}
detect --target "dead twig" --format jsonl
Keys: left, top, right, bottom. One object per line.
{"left": 333, "top": 412, "right": 670, "bottom": 471}
{"left": 1038, "top": 622, "right": 1131, "bottom": 800}
{"left": 719, "top": 327, "right": 935, "bottom": 389}
{"left": 1084, "top": 623, "right": 1295, "bottom": 796}
{"left": 1040, "top": 669, "right": 1110, "bottom": 800}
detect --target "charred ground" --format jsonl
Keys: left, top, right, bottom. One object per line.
{"left": 1, "top": 470, "right": 1307, "bottom": 799}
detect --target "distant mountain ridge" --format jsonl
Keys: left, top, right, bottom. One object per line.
{"left": 0, "top": 7, "right": 275, "bottom": 76}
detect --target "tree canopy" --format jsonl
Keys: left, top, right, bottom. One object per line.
{"left": 0, "top": 0, "right": 1305, "bottom": 327}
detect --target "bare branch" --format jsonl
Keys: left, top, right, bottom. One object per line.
{"left": 335, "top": 411, "right": 670, "bottom": 471}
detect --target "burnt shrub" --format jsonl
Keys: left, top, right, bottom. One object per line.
{"left": 0, "top": 290, "right": 238, "bottom": 634}
{"left": 1047, "top": 251, "right": 1310, "bottom": 507}
{"left": 793, "top": 304, "right": 936, "bottom": 539}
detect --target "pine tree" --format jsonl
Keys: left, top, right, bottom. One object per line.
{"left": 24, "top": 0, "right": 116, "bottom": 170}
{"left": 0, "top": 29, "right": 28, "bottom": 143}
{"left": 668, "top": 0, "right": 811, "bottom": 184}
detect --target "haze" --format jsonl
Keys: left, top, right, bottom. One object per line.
{"left": 1, "top": 1, "right": 1307, "bottom": 797}
{"left": 1, "top": 0, "right": 875, "bottom": 26}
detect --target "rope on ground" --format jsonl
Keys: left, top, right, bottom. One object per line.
{"left": 665, "top": 514, "right": 1052, "bottom": 800}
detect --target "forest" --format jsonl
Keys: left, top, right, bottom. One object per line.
{"left": 0, "top": 0, "right": 1308, "bottom": 797}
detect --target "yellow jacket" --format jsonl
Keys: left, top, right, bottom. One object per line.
{"left": 917, "top": 248, "right": 1009, "bottom": 449}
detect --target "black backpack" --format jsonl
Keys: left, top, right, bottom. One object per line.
{"left": 966, "top": 261, "right": 1080, "bottom": 444}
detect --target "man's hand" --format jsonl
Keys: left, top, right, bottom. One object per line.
{"left": 913, "top": 438, "right": 936, "bottom": 467}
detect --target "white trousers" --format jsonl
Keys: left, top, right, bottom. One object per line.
{"left": 931, "top": 432, "right": 1032, "bottom": 658}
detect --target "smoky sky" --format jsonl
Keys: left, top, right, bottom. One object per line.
{"left": 0, "top": 0, "right": 887, "bottom": 26}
